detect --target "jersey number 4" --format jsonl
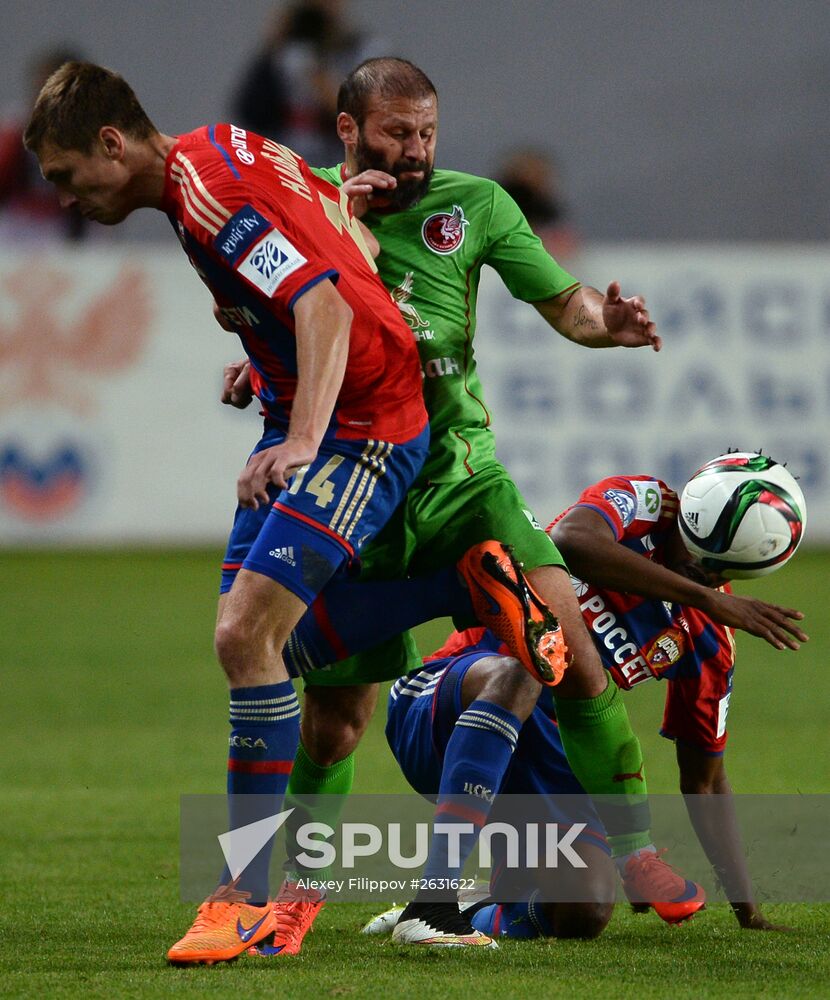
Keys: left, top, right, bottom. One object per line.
{"left": 288, "top": 455, "right": 345, "bottom": 508}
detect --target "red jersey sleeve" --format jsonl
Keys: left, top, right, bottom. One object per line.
{"left": 549, "top": 475, "right": 679, "bottom": 543}
{"left": 165, "top": 126, "right": 337, "bottom": 313}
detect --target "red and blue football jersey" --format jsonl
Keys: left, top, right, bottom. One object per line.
{"left": 549, "top": 475, "right": 736, "bottom": 754}
{"left": 161, "top": 125, "right": 426, "bottom": 444}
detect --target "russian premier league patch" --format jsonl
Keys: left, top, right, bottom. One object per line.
{"left": 422, "top": 205, "right": 468, "bottom": 255}
{"left": 603, "top": 488, "right": 636, "bottom": 526}
{"left": 237, "top": 228, "right": 307, "bottom": 297}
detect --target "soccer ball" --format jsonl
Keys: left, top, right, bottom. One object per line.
{"left": 679, "top": 452, "right": 806, "bottom": 579}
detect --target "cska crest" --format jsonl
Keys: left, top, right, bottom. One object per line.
{"left": 644, "top": 627, "right": 687, "bottom": 676}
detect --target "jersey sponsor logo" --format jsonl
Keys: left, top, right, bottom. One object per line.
{"left": 218, "top": 304, "right": 260, "bottom": 328}
{"left": 576, "top": 590, "right": 654, "bottom": 688}
{"left": 644, "top": 627, "right": 686, "bottom": 675}
{"left": 215, "top": 205, "right": 270, "bottom": 264}
{"left": 238, "top": 229, "right": 307, "bottom": 297}
{"left": 603, "top": 488, "right": 636, "bottom": 526}
{"left": 229, "top": 124, "right": 255, "bottom": 165}
{"left": 422, "top": 356, "right": 461, "bottom": 378}
{"left": 633, "top": 480, "right": 661, "bottom": 521}
{"left": 421, "top": 204, "right": 468, "bottom": 255}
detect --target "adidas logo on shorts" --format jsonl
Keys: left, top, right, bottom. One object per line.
{"left": 268, "top": 546, "right": 297, "bottom": 567}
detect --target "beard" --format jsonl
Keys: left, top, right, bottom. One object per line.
{"left": 355, "top": 135, "right": 434, "bottom": 210}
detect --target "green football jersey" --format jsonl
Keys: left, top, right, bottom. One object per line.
{"left": 316, "top": 167, "right": 580, "bottom": 483}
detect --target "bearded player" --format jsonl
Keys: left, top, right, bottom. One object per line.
{"left": 229, "top": 56, "right": 715, "bottom": 954}
{"left": 28, "top": 61, "right": 578, "bottom": 965}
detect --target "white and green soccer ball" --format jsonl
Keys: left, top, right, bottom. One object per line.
{"left": 679, "top": 452, "right": 806, "bottom": 579}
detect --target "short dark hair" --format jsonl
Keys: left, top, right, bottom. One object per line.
{"left": 24, "top": 61, "right": 156, "bottom": 155}
{"left": 337, "top": 57, "right": 437, "bottom": 125}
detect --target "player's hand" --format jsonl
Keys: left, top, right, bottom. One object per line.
{"left": 602, "top": 281, "right": 662, "bottom": 351}
{"left": 221, "top": 359, "right": 254, "bottom": 409}
{"left": 342, "top": 169, "right": 397, "bottom": 217}
{"left": 706, "top": 590, "right": 808, "bottom": 650}
{"left": 237, "top": 438, "right": 318, "bottom": 509}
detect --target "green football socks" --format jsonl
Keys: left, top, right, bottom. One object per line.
{"left": 554, "top": 681, "right": 653, "bottom": 857}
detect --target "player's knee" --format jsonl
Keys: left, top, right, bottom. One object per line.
{"left": 303, "top": 724, "right": 362, "bottom": 766}
{"left": 466, "top": 656, "right": 540, "bottom": 722}
{"left": 301, "top": 685, "right": 377, "bottom": 765}
{"left": 543, "top": 900, "right": 613, "bottom": 939}
{"left": 214, "top": 616, "right": 258, "bottom": 683}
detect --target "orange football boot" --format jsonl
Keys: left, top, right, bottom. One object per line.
{"left": 247, "top": 879, "right": 326, "bottom": 956}
{"left": 457, "top": 541, "right": 567, "bottom": 685}
{"left": 167, "top": 881, "right": 276, "bottom": 965}
{"left": 622, "top": 849, "right": 706, "bottom": 924}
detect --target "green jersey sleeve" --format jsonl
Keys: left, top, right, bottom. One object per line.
{"left": 313, "top": 165, "right": 344, "bottom": 187}
{"left": 483, "top": 182, "right": 580, "bottom": 302}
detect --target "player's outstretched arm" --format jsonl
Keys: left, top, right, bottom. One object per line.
{"left": 551, "top": 508, "right": 807, "bottom": 650}
{"left": 535, "top": 281, "right": 661, "bottom": 351}
{"left": 237, "top": 279, "right": 352, "bottom": 509}
{"left": 702, "top": 589, "right": 807, "bottom": 651}
{"left": 676, "top": 745, "right": 792, "bottom": 931}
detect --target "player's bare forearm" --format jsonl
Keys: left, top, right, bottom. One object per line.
{"left": 552, "top": 509, "right": 807, "bottom": 649}
{"left": 236, "top": 281, "right": 351, "bottom": 510}
{"left": 291, "top": 279, "right": 352, "bottom": 449}
{"left": 676, "top": 746, "right": 789, "bottom": 931}
{"left": 535, "top": 286, "right": 612, "bottom": 346}
{"left": 535, "top": 282, "right": 661, "bottom": 351}
{"left": 552, "top": 508, "right": 717, "bottom": 604}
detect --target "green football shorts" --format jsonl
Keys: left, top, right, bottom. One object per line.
{"left": 303, "top": 461, "right": 566, "bottom": 687}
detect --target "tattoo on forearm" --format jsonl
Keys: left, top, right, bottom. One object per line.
{"left": 573, "top": 305, "right": 599, "bottom": 331}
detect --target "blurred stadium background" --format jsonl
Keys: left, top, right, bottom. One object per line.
{"left": 1, "top": 4, "right": 828, "bottom": 995}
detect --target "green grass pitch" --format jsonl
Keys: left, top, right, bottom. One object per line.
{"left": 1, "top": 548, "right": 828, "bottom": 998}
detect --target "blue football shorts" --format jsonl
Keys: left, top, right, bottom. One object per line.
{"left": 221, "top": 422, "right": 429, "bottom": 605}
